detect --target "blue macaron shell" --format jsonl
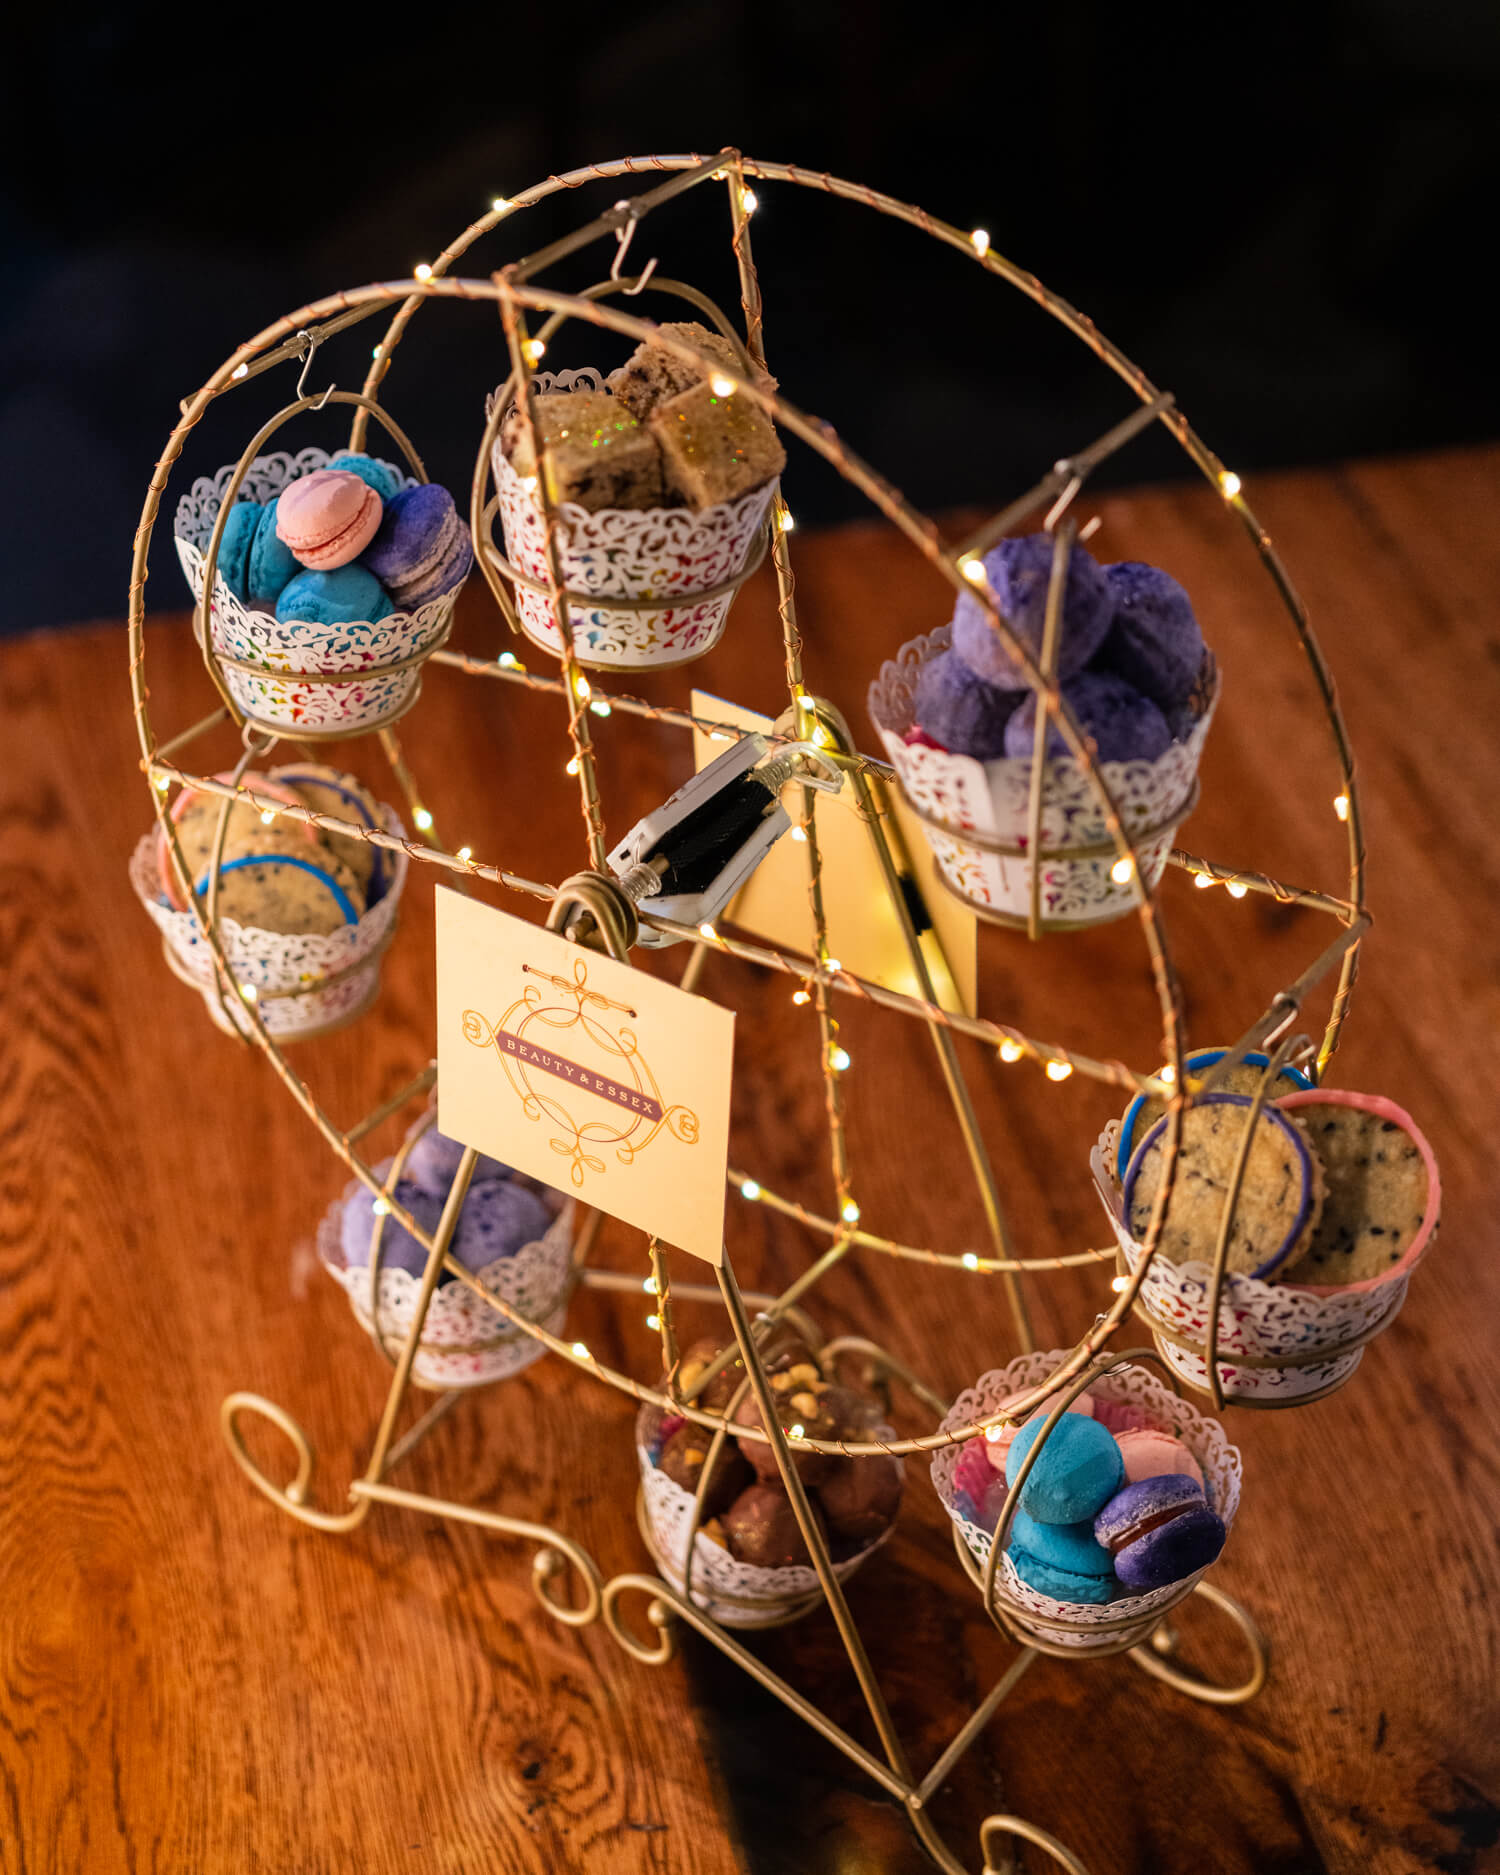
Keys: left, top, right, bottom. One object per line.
{"left": 950, "top": 533, "right": 1113, "bottom": 689}
{"left": 248, "top": 498, "right": 300, "bottom": 609}
{"left": 1095, "top": 1474, "right": 1226, "bottom": 1591}
{"left": 1006, "top": 1411, "right": 1125, "bottom": 1523}
{"left": 450, "top": 1179, "right": 553, "bottom": 1273}
{"left": 912, "top": 649, "right": 1022, "bottom": 758}
{"left": 330, "top": 451, "right": 405, "bottom": 503}
{"left": 1008, "top": 1508, "right": 1115, "bottom": 1603}
{"left": 1117, "top": 1049, "right": 1316, "bottom": 1177}
{"left": 340, "top": 1177, "right": 445, "bottom": 1277}
{"left": 402, "top": 1127, "right": 513, "bottom": 1199}
{"left": 276, "top": 564, "right": 395, "bottom": 626}
{"left": 214, "top": 501, "right": 261, "bottom": 604}
{"left": 1096, "top": 561, "right": 1206, "bottom": 709}
{"left": 1002, "top": 668, "right": 1173, "bottom": 765}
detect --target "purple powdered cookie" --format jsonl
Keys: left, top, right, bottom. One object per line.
{"left": 911, "top": 649, "right": 1023, "bottom": 758}
{"left": 402, "top": 1126, "right": 513, "bottom": 1198}
{"left": 361, "top": 483, "right": 473, "bottom": 611}
{"left": 951, "top": 533, "right": 1113, "bottom": 689}
{"left": 1093, "top": 1474, "right": 1226, "bottom": 1591}
{"left": 449, "top": 1179, "right": 553, "bottom": 1273}
{"left": 1002, "top": 668, "right": 1173, "bottom": 764}
{"left": 1096, "top": 562, "right": 1206, "bottom": 710}
{"left": 341, "top": 1177, "right": 445, "bottom": 1277}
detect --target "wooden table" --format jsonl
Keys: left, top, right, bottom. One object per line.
{"left": 5, "top": 444, "right": 1498, "bottom": 1875}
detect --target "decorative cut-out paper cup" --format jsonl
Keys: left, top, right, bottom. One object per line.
{"left": 490, "top": 370, "right": 775, "bottom": 671}
{"left": 932, "top": 1351, "right": 1242, "bottom": 1655}
{"left": 174, "top": 447, "right": 463, "bottom": 735}
{"left": 635, "top": 1401, "right": 898, "bottom": 1629}
{"left": 868, "top": 626, "right": 1219, "bottom": 931}
{"left": 128, "top": 803, "right": 408, "bottom": 1041}
{"left": 1091, "top": 1093, "right": 1440, "bottom": 1405}
{"left": 316, "top": 1169, "right": 574, "bottom": 1390}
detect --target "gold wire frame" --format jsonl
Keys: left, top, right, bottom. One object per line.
{"left": 124, "top": 150, "right": 1373, "bottom": 1875}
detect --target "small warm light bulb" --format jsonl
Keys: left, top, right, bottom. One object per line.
{"left": 573, "top": 672, "right": 592, "bottom": 700}
{"left": 999, "top": 1039, "right": 1024, "bottom": 1063}
{"left": 1046, "top": 1059, "right": 1074, "bottom": 1082}
{"left": 521, "top": 474, "right": 539, "bottom": 494}
{"left": 565, "top": 757, "right": 580, "bottom": 776}
{"left": 1218, "top": 470, "right": 1241, "bottom": 499}
{"left": 153, "top": 774, "right": 171, "bottom": 793}
{"left": 709, "top": 730, "right": 734, "bottom": 743}
{"left": 699, "top": 922, "right": 717, "bottom": 941}
{"left": 591, "top": 699, "right": 612, "bottom": 718}
{"left": 413, "top": 807, "right": 434, "bottom": 832}
{"left": 777, "top": 509, "right": 796, "bottom": 534}
{"left": 961, "top": 1252, "right": 980, "bottom": 1271}
{"left": 1160, "top": 1065, "right": 1177, "bottom": 1085}
{"left": 498, "top": 651, "right": 520, "bottom": 669}
{"left": 522, "top": 338, "right": 546, "bottom": 366}
{"left": 790, "top": 825, "right": 807, "bottom": 843}
{"left": 739, "top": 186, "right": 758, "bottom": 215}
{"left": 960, "top": 555, "right": 986, "bottom": 584}
{"left": 791, "top": 989, "right": 810, "bottom": 1006}
{"left": 789, "top": 1423, "right": 806, "bottom": 1440}
{"left": 841, "top": 1200, "right": 861, "bottom": 1224}
{"left": 239, "top": 983, "right": 258, "bottom": 1003}
{"left": 971, "top": 228, "right": 991, "bottom": 258}
{"left": 709, "top": 373, "right": 736, "bottom": 398}
{"left": 571, "top": 1342, "right": 591, "bottom": 1360}
{"left": 1110, "top": 856, "right": 1135, "bottom": 884}
{"left": 371, "top": 345, "right": 383, "bottom": 361}
{"left": 824, "top": 958, "right": 842, "bottom": 974}
{"left": 1194, "top": 872, "right": 1215, "bottom": 889}
{"left": 829, "top": 1046, "right": 852, "bottom": 1073}
{"left": 646, "top": 1313, "right": 661, "bottom": 1331}
{"left": 259, "top": 809, "right": 276, "bottom": 825}
{"left": 414, "top": 262, "right": 434, "bottom": 282}
{"left": 642, "top": 1274, "right": 657, "bottom": 1294}
{"left": 231, "top": 362, "right": 249, "bottom": 380}
{"left": 372, "top": 1198, "right": 391, "bottom": 1217}
{"left": 1333, "top": 793, "right": 1350, "bottom": 821}
{"left": 1227, "top": 881, "right": 1249, "bottom": 899}
{"left": 456, "top": 846, "right": 473, "bottom": 863}
{"left": 741, "top": 1179, "right": 761, "bottom": 1201}
{"left": 492, "top": 196, "right": 514, "bottom": 213}
{"left": 1111, "top": 1274, "right": 1131, "bottom": 1293}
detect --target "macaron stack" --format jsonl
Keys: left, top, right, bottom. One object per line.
{"left": 956, "top": 1388, "right": 1225, "bottom": 1606}
{"left": 203, "top": 456, "right": 471, "bottom": 626}
{"left": 905, "top": 535, "right": 1209, "bottom": 766}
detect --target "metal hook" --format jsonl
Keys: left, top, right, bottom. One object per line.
{"left": 610, "top": 201, "right": 659, "bottom": 295}
{"left": 294, "top": 329, "right": 336, "bottom": 410}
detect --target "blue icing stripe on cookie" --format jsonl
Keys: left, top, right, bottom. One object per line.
{"left": 271, "top": 772, "right": 385, "bottom": 899}
{"left": 193, "top": 853, "right": 360, "bottom": 925}
{"left": 1118, "top": 1048, "right": 1315, "bottom": 1177}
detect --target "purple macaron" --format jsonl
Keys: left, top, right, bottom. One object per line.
{"left": 361, "top": 483, "right": 473, "bottom": 612}
{"left": 951, "top": 533, "right": 1114, "bottom": 690}
{"left": 402, "top": 1126, "right": 513, "bottom": 1198}
{"left": 1094, "top": 1474, "right": 1226, "bottom": 1591}
{"left": 912, "top": 649, "right": 1022, "bottom": 758}
{"left": 1002, "top": 667, "right": 1173, "bottom": 764}
{"left": 449, "top": 1179, "right": 553, "bottom": 1273}
{"left": 341, "top": 1176, "right": 445, "bottom": 1277}
{"left": 1096, "top": 562, "right": 1206, "bottom": 711}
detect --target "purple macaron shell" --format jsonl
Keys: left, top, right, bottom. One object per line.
{"left": 912, "top": 649, "right": 1023, "bottom": 758}
{"left": 402, "top": 1126, "right": 513, "bottom": 1198}
{"left": 1002, "top": 667, "right": 1172, "bottom": 764}
{"left": 361, "top": 483, "right": 473, "bottom": 611}
{"left": 1097, "top": 562, "right": 1206, "bottom": 710}
{"left": 1094, "top": 1473, "right": 1226, "bottom": 1591}
{"left": 341, "top": 1177, "right": 445, "bottom": 1276}
{"left": 951, "top": 533, "right": 1113, "bottom": 690}
{"left": 449, "top": 1179, "right": 553, "bottom": 1274}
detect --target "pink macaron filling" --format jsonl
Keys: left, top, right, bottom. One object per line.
{"left": 275, "top": 470, "right": 383, "bottom": 570}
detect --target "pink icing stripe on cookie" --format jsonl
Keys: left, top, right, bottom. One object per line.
{"left": 1274, "top": 1089, "right": 1441, "bottom": 1296}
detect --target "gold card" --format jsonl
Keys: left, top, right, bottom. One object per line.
{"left": 435, "top": 886, "right": 734, "bottom": 1264}
{"left": 690, "top": 693, "right": 976, "bottom": 1015}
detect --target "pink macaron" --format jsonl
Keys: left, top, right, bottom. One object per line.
{"left": 1114, "top": 1426, "right": 1205, "bottom": 1490}
{"left": 981, "top": 1387, "right": 1095, "bottom": 1473}
{"left": 275, "top": 469, "right": 383, "bottom": 570}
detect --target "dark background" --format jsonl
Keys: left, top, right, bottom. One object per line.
{"left": 4, "top": 0, "right": 1497, "bottom": 636}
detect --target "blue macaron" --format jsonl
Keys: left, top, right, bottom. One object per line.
{"left": 951, "top": 533, "right": 1114, "bottom": 690}
{"left": 402, "top": 1126, "right": 514, "bottom": 1199}
{"left": 1094, "top": 1474, "right": 1226, "bottom": 1592}
{"left": 213, "top": 501, "right": 262, "bottom": 604}
{"left": 276, "top": 564, "right": 395, "bottom": 627}
{"left": 1008, "top": 1508, "right": 1115, "bottom": 1604}
{"left": 248, "top": 498, "right": 300, "bottom": 609}
{"left": 1006, "top": 1410, "right": 1125, "bottom": 1524}
{"left": 330, "top": 451, "right": 406, "bottom": 503}
{"left": 1002, "top": 668, "right": 1173, "bottom": 765}
{"left": 912, "top": 648, "right": 1022, "bottom": 758}
{"left": 341, "top": 1177, "right": 444, "bottom": 1277}
{"left": 361, "top": 483, "right": 472, "bottom": 613}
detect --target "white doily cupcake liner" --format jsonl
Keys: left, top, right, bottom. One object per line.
{"left": 317, "top": 1172, "right": 574, "bottom": 1390}
{"left": 129, "top": 804, "right": 408, "bottom": 1041}
{"left": 635, "top": 1402, "right": 899, "bottom": 1629}
{"left": 868, "top": 626, "right": 1218, "bottom": 930}
{"left": 931, "top": 1352, "right": 1242, "bottom": 1654}
{"left": 1092, "top": 1120, "right": 1409, "bottom": 1403}
{"left": 492, "top": 370, "right": 775, "bottom": 670}
{"left": 174, "top": 449, "right": 463, "bottom": 735}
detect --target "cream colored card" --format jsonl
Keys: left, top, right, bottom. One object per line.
{"left": 690, "top": 692, "right": 976, "bottom": 1015}
{"left": 436, "top": 887, "right": 734, "bottom": 1264}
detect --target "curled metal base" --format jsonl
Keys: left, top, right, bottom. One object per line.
{"left": 1126, "top": 1580, "right": 1270, "bottom": 1705}
{"left": 221, "top": 1392, "right": 371, "bottom": 1532}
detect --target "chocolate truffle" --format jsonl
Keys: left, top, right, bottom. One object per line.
{"left": 734, "top": 1381, "right": 840, "bottom": 1486}
{"left": 673, "top": 1337, "right": 743, "bottom": 1412}
{"left": 951, "top": 533, "right": 1113, "bottom": 689}
{"left": 723, "top": 1482, "right": 824, "bottom": 1568}
{"left": 816, "top": 1453, "right": 903, "bottom": 1548}
{"left": 912, "top": 649, "right": 1022, "bottom": 758}
{"left": 658, "top": 1424, "right": 755, "bottom": 1519}
{"left": 1002, "top": 668, "right": 1172, "bottom": 765}
{"left": 1096, "top": 562, "right": 1206, "bottom": 710}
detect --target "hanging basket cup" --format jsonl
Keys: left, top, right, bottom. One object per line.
{"left": 489, "top": 370, "right": 775, "bottom": 671}
{"left": 932, "top": 1351, "right": 1242, "bottom": 1655}
{"left": 868, "top": 626, "right": 1218, "bottom": 931}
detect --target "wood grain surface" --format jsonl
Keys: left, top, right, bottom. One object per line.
{"left": 3, "top": 445, "right": 1498, "bottom": 1875}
